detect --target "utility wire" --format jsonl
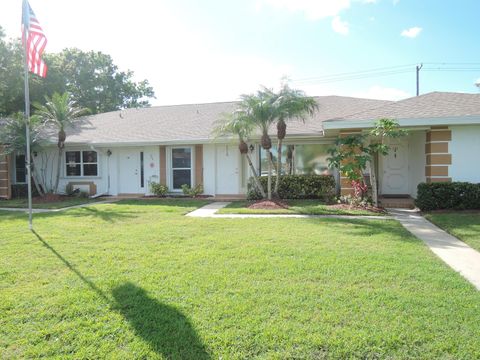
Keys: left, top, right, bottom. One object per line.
{"left": 291, "top": 63, "right": 480, "bottom": 85}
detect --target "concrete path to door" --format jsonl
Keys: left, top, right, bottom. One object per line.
{"left": 389, "top": 208, "right": 480, "bottom": 291}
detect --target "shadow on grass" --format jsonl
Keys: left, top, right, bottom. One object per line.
{"left": 32, "top": 230, "right": 110, "bottom": 301}
{"left": 305, "top": 217, "right": 419, "bottom": 243}
{"left": 112, "top": 283, "right": 211, "bottom": 359}
{"left": 32, "top": 230, "right": 210, "bottom": 358}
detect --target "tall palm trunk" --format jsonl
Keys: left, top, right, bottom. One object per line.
{"left": 274, "top": 138, "right": 283, "bottom": 195}
{"left": 54, "top": 129, "right": 66, "bottom": 194}
{"left": 245, "top": 153, "right": 266, "bottom": 198}
{"left": 274, "top": 119, "right": 286, "bottom": 195}
{"left": 238, "top": 138, "right": 266, "bottom": 198}
{"left": 266, "top": 149, "right": 272, "bottom": 200}
{"left": 54, "top": 146, "right": 62, "bottom": 193}
{"left": 261, "top": 133, "right": 273, "bottom": 200}
{"left": 30, "top": 156, "right": 45, "bottom": 197}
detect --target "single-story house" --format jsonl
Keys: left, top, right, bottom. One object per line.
{"left": 1, "top": 91, "right": 479, "bottom": 201}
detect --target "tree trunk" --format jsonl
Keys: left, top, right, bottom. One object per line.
{"left": 30, "top": 154, "right": 45, "bottom": 197}
{"left": 245, "top": 153, "right": 266, "bottom": 198}
{"left": 266, "top": 149, "right": 272, "bottom": 200}
{"left": 369, "top": 155, "right": 378, "bottom": 206}
{"left": 274, "top": 138, "right": 283, "bottom": 195}
{"left": 54, "top": 146, "right": 62, "bottom": 194}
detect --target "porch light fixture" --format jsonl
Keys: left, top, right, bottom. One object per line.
{"left": 106, "top": 149, "right": 112, "bottom": 157}
{"left": 249, "top": 144, "right": 255, "bottom": 153}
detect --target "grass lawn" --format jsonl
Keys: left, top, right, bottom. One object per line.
{"left": 0, "top": 196, "right": 102, "bottom": 209}
{"left": 425, "top": 211, "right": 480, "bottom": 252}
{"left": 1, "top": 199, "right": 480, "bottom": 359}
{"left": 218, "top": 199, "right": 383, "bottom": 216}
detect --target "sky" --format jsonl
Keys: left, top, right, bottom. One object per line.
{"left": 1, "top": 0, "right": 480, "bottom": 105}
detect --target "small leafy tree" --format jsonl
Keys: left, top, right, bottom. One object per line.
{"left": 0, "top": 113, "right": 46, "bottom": 196}
{"left": 328, "top": 118, "right": 407, "bottom": 206}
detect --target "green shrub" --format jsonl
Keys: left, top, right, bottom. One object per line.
{"left": 149, "top": 182, "right": 169, "bottom": 197}
{"left": 181, "top": 184, "right": 204, "bottom": 197}
{"left": 247, "top": 174, "right": 336, "bottom": 201}
{"left": 11, "top": 184, "right": 39, "bottom": 198}
{"left": 415, "top": 182, "right": 480, "bottom": 211}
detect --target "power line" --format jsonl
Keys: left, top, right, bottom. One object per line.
{"left": 290, "top": 63, "right": 480, "bottom": 86}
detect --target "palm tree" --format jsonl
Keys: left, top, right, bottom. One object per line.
{"left": 0, "top": 113, "right": 46, "bottom": 196}
{"left": 273, "top": 85, "right": 318, "bottom": 194}
{"left": 237, "top": 90, "right": 277, "bottom": 199}
{"left": 212, "top": 113, "right": 266, "bottom": 198}
{"left": 34, "top": 92, "right": 89, "bottom": 193}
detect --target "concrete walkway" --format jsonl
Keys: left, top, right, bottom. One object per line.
{"left": 186, "top": 202, "right": 391, "bottom": 220}
{"left": 0, "top": 199, "right": 117, "bottom": 214}
{"left": 389, "top": 208, "right": 480, "bottom": 290}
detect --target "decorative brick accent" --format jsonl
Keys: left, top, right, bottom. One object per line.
{"left": 425, "top": 128, "right": 451, "bottom": 183}
{"left": 195, "top": 145, "right": 203, "bottom": 186}
{"left": 159, "top": 146, "right": 166, "bottom": 186}
{"left": 0, "top": 149, "right": 11, "bottom": 199}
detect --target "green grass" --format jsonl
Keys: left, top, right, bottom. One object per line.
{"left": 218, "top": 199, "right": 384, "bottom": 216}
{"left": 0, "top": 196, "right": 102, "bottom": 209}
{"left": 1, "top": 199, "right": 480, "bottom": 359}
{"left": 425, "top": 211, "right": 480, "bottom": 252}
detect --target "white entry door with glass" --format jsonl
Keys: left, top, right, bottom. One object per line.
{"left": 118, "top": 148, "right": 145, "bottom": 194}
{"left": 171, "top": 147, "right": 192, "bottom": 190}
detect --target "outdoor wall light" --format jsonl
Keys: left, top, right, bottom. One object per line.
{"left": 249, "top": 144, "right": 255, "bottom": 153}
{"left": 106, "top": 149, "right": 112, "bottom": 156}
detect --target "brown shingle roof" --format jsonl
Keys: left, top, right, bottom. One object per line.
{"left": 61, "top": 96, "right": 391, "bottom": 145}
{"left": 327, "top": 92, "right": 480, "bottom": 122}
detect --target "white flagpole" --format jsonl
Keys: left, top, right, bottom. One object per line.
{"left": 22, "top": 1, "right": 33, "bottom": 230}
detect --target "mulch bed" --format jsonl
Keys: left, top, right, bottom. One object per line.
{"left": 32, "top": 194, "right": 65, "bottom": 204}
{"left": 327, "top": 203, "right": 386, "bottom": 214}
{"left": 248, "top": 200, "right": 290, "bottom": 210}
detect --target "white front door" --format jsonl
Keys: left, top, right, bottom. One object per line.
{"left": 118, "top": 148, "right": 143, "bottom": 194}
{"left": 216, "top": 145, "right": 240, "bottom": 194}
{"left": 381, "top": 139, "right": 409, "bottom": 195}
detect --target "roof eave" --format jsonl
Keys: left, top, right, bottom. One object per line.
{"left": 323, "top": 115, "right": 480, "bottom": 130}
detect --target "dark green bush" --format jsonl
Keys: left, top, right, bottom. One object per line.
{"left": 11, "top": 184, "right": 39, "bottom": 198}
{"left": 247, "top": 174, "right": 336, "bottom": 201}
{"left": 415, "top": 182, "right": 480, "bottom": 211}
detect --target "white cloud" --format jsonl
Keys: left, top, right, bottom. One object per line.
{"left": 259, "top": 0, "right": 351, "bottom": 20}
{"left": 401, "top": 26, "right": 422, "bottom": 38}
{"left": 393, "top": 0, "right": 401, "bottom": 5}
{"left": 354, "top": 85, "right": 411, "bottom": 101}
{"left": 331, "top": 16, "right": 349, "bottom": 35}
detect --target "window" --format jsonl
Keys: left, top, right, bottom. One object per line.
{"left": 171, "top": 148, "right": 191, "bottom": 189}
{"left": 65, "top": 150, "right": 98, "bottom": 177}
{"left": 259, "top": 144, "right": 332, "bottom": 176}
{"left": 15, "top": 154, "right": 26, "bottom": 183}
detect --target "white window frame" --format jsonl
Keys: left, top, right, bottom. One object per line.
{"left": 167, "top": 146, "right": 195, "bottom": 191}
{"left": 64, "top": 150, "right": 99, "bottom": 178}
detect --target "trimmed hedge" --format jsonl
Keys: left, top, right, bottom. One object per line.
{"left": 247, "top": 174, "right": 336, "bottom": 201}
{"left": 415, "top": 182, "right": 480, "bottom": 211}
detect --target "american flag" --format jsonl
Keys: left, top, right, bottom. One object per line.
{"left": 22, "top": 0, "right": 48, "bottom": 78}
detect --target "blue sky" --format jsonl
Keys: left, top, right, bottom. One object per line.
{"left": 1, "top": 0, "right": 479, "bottom": 104}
